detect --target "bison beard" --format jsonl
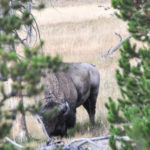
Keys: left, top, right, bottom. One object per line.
{"left": 40, "top": 63, "right": 100, "bottom": 137}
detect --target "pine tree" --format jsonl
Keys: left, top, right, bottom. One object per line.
{"left": 0, "top": 0, "right": 61, "bottom": 149}
{"left": 105, "top": 0, "right": 150, "bottom": 150}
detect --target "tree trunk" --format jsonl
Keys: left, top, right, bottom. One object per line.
{"left": 12, "top": 83, "right": 29, "bottom": 142}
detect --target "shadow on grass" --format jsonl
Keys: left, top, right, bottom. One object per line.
{"left": 67, "top": 117, "right": 102, "bottom": 137}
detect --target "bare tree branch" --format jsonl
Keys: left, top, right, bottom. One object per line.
{"left": 0, "top": 91, "right": 17, "bottom": 106}
{"left": 5, "top": 137, "right": 24, "bottom": 149}
{"left": 78, "top": 139, "right": 103, "bottom": 149}
{"left": 9, "top": 1, "right": 42, "bottom": 52}
{"left": 101, "top": 34, "right": 132, "bottom": 58}
{"left": 65, "top": 135, "right": 110, "bottom": 148}
{"left": 77, "top": 136, "right": 110, "bottom": 148}
{"left": 115, "top": 32, "right": 122, "bottom": 41}
{"left": 36, "top": 115, "right": 51, "bottom": 141}
{"left": 37, "top": 134, "right": 131, "bottom": 150}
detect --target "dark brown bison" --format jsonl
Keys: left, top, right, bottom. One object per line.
{"left": 39, "top": 62, "right": 100, "bottom": 137}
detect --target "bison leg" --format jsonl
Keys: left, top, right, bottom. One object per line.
{"left": 83, "top": 88, "right": 99, "bottom": 126}
{"left": 65, "top": 109, "right": 76, "bottom": 128}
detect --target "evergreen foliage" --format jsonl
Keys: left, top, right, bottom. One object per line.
{"left": 106, "top": 0, "right": 150, "bottom": 149}
{"left": 0, "top": 0, "right": 61, "bottom": 149}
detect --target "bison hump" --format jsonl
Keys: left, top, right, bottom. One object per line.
{"left": 42, "top": 70, "right": 77, "bottom": 108}
{"left": 42, "top": 70, "right": 61, "bottom": 101}
{"left": 55, "top": 72, "right": 77, "bottom": 107}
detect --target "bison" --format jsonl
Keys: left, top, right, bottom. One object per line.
{"left": 39, "top": 62, "right": 100, "bottom": 137}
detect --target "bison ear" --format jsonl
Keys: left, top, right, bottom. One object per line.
{"left": 60, "top": 102, "right": 70, "bottom": 116}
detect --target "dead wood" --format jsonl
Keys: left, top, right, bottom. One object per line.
{"left": 100, "top": 33, "right": 132, "bottom": 58}
{"left": 36, "top": 115, "right": 51, "bottom": 141}
{"left": 5, "top": 137, "right": 24, "bottom": 149}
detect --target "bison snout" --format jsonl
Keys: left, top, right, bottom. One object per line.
{"left": 60, "top": 102, "right": 70, "bottom": 115}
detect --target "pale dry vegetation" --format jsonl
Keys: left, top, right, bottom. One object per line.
{"left": 11, "top": 0, "right": 130, "bottom": 147}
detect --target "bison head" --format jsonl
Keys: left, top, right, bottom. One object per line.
{"left": 39, "top": 100, "right": 70, "bottom": 137}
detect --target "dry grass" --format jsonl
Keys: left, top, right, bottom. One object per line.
{"left": 10, "top": 0, "right": 130, "bottom": 148}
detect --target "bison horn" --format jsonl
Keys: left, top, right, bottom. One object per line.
{"left": 60, "top": 102, "right": 70, "bottom": 115}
